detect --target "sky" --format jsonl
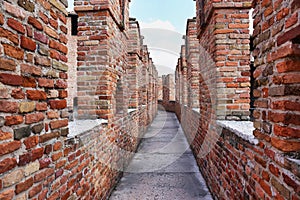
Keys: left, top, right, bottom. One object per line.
{"left": 67, "top": 0, "right": 196, "bottom": 75}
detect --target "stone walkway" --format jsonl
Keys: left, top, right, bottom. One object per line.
{"left": 109, "top": 111, "right": 213, "bottom": 200}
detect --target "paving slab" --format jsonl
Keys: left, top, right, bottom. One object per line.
{"left": 109, "top": 111, "right": 213, "bottom": 200}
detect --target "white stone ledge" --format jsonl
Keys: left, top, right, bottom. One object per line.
{"left": 217, "top": 120, "right": 259, "bottom": 145}
{"left": 128, "top": 109, "right": 137, "bottom": 113}
{"left": 68, "top": 119, "right": 108, "bottom": 138}
{"left": 192, "top": 108, "right": 200, "bottom": 113}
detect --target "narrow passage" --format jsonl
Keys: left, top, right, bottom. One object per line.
{"left": 110, "top": 111, "right": 213, "bottom": 200}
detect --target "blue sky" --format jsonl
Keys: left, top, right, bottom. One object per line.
{"left": 67, "top": 0, "right": 196, "bottom": 75}
{"left": 130, "top": 0, "right": 196, "bottom": 34}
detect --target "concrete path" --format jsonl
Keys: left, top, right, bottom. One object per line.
{"left": 109, "top": 111, "right": 213, "bottom": 200}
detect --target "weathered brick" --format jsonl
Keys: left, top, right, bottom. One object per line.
{"left": 34, "top": 168, "right": 54, "bottom": 183}
{"left": 25, "top": 112, "right": 45, "bottom": 124}
{"left": 50, "top": 119, "right": 68, "bottom": 129}
{"left": 0, "top": 130, "right": 13, "bottom": 141}
{"left": 31, "top": 147, "right": 44, "bottom": 161}
{"left": 49, "top": 40, "right": 68, "bottom": 54}
{"left": 19, "top": 102, "right": 35, "bottom": 113}
{"left": 34, "top": 31, "right": 49, "bottom": 44}
{"left": 45, "top": 26, "right": 59, "bottom": 39}
{"left": 16, "top": 177, "right": 34, "bottom": 194}
{"left": 39, "top": 158, "right": 51, "bottom": 169}
{"left": 21, "top": 64, "right": 42, "bottom": 76}
{"left": 39, "top": 132, "right": 60, "bottom": 143}
{"left": 18, "top": 0, "right": 35, "bottom": 12}
{"left": 2, "top": 44, "right": 24, "bottom": 60}
{"left": 271, "top": 177, "right": 290, "bottom": 199}
{"left": 14, "top": 126, "right": 31, "bottom": 140}
{"left": 52, "top": 60, "right": 68, "bottom": 71}
{"left": 18, "top": 152, "right": 31, "bottom": 166}
{"left": 0, "top": 141, "right": 21, "bottom": 156}
{"left": 29, "top": 183, "right": 43, "bottom": 198}
{"left": 55, "top": 80, "right": 67, "bottom": 89}
{"left": 32, "top": 123, "right": 44, "bottom": 134}
{"left": 26, "top": 90, "right": 47, "bottom": 100}
{"left": 0, "top": 100, "right": 18, "bottom": 113}
{"left": 0, "top": 189, "right": 14, "bottom": 200}
{"left": 38, "top": 78, "right": 54, "bottom": 88}
{"left": 36, "top": 102, "right": 48, "bottom": 111}
{"left": 271, "top": 137, "right": 300, "bottom": 152}
{"left": 5, "top": 115, "right": 23, "bottom": 126}
{"left": 0, "top": 158, "right": 17, "bottom": 174}
{"left": 24, "top": 136, "right": 39, "bottom": 149}
{"left": 2, "top": 169, "right": 24, "bottom": 187}
{"left": 0, "top": 57, "right": 16, "bottom": 71}
{"left": 35, "top": 56, "right": 51, "bottom": 67}
{"left": 11, "top": 88, "right": 25, "bottom": 99}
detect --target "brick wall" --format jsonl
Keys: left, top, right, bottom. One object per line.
{"left": 0, "top": 0, "right": 158, "bottom": 199}
{"left": 175, "top": 0, "right": 300, "bottom": 199}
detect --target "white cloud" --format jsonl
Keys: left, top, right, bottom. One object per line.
{"left": 139, "top": 20, "right": 177, "bottom": 32}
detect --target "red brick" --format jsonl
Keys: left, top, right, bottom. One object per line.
{"left": 38, "top": 78, "right": 54, "bottom": 88}
{"left": 59, "top": 90, "right": 68, "bottom": 98}
{"left": 282, "top": 173, "right": 299, "bottom": 191}
{"left": 34, "top": 31, "right": 49, "bottom": 44}
{"left": 59, "top": 34, "right": 68, "bottom": 44}
{"left": 39, "top": 158, "right": 51, "bottom": 169}
{"left": 0, "top": 73, "right": 23, "bottom": 86}
{"left": 0, "top": 100, "right": 18, "bottom": 113}
{"left": 26, "top": 90, "right": 47, "bottom": 100}
{"left": 21, "top": 35, "right": 36, "bottom": 51}
{"left": 59, "top": 72, "right": 68, "bottom": 79}
{"left": 0, "top": 141, "right": 21, "bottom": 156}
{"left": 35, "top": 56, "right": 51, "bottom": 67}
{"left": 47, "top": 111, "right": 59, "bottom": 119}
{"left": 277, "top": 25, "right": 300, "bottom": 46}
{"left": 39, "top": 132, "right": 60, "bottom": 143}
{"left": 7, "top": 18, "right": 25, "bottom": 34}
{"left": 0, "top": 189, "right": 14, "bottom": 200}
{"left": 11, "top": 88, "right": 25, "bottom": 99}
{"left": 53, "top": 142, "right": 62, "bottom": 151}
{"left": 50, "top": 49, "right": 60, "bottom": 60}
{"left": 21, "top": 64, "right": 42, "bottom": 76}
{"left": 276, "top": 8, "right": 290, "bottom": 21}
{"left": 0, "top": 27, "right": 19, "bottom": 45}
{"left": 2, "top": 44, "right": 24, "bottom": 60}
{"left": 51, "top": 151, "right": 63, "bottom": 162}
{"left": 5, "top": 115, "right": 23, "bottom": 126}
{"left": 24, "top": 136, "right": 39, "bottom": 149}
{"left": 50, "top": 119, "right": 68, "bottom": 129}
{"left": 0, "top": 13, "right": 3, "bottom": 25}
{"left": 0, "top": 130, "right": 13, "bottom": 141}
{"left": 286, "top": 12, "right": 298, "bottom": 28}
{"left": 25, "top": 112, "right": 45, "bottom": 124}
{"left": 29, "top": 183, "right": 42, "bottom": 198}
{"left": 271, "top": 137, "right": 300, "bottom": 152}
{"left": 36, "top": 102, "right": 48, "bottom": 111}
{"left": 49, "top": 40, "right": 68, "bottom": 54}
{"left": 34, "top": 168, "right": 54, "bottom": 183}
{"left": 49, "top": 100, "right": 67, "bottom": 109}
{"left": 56, "top": 80, "right": 67, "bottom": 89}
{"left": 259, "top": 179, "right": 272, "bottom": 197}
{"left": 16, "top": 177, "right": 34, "bottom": 194}
{"left": 38, "top": 189, "right": 48, "bottom": 200}
{"left": 274, "top": 124, "right": 300, "bottom": 138}
{"left": 23, "top": 77, "right": 37, "bottom": 88}
{"left": 49, "top": 19, "right": 58, "bottom": 29}
{"left": 32, "top": 147, "right": 44, "bottom": 161}
{"left": 60, "top": 25, "right": 67, "bottom": 34}
{"left": 0, "top": 158, "right": 17, "bottom": 174}
{"left": 18, "top": 152, "right": 31, "bottom": 166}
{"left": 28, "top": 16, "right": 43, "bottom": 31}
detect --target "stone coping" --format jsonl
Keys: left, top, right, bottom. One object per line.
{"left": 68, "top": 119, "right": 108, "bottom": 138}
{"left": 217, "top": 120, "right": 259, "bottom": 145}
